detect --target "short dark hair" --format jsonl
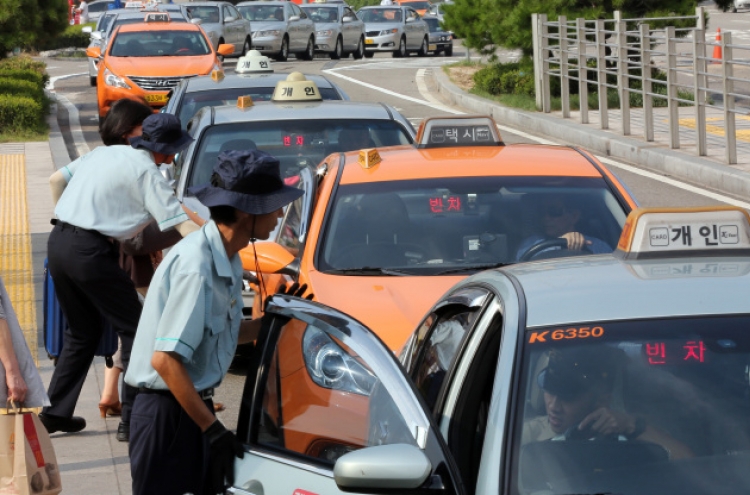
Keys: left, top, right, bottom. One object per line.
{"left": 208, "top": 205, "right": 238, "bottom": 225}
{"left": 99, "top": 98, "right": 153, "bottom": 146}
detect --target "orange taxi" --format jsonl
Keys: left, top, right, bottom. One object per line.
{"left": 397, "top": 0, "right": 432, "bottom": 16}
{"left": 86, "top": 12, "right": 234, "bottom": 117}
{"left": 244, "top": 115, "right": 638, "bottom": 353}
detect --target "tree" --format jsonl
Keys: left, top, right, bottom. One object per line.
{"left": 444, "top": 0, "right": 726, "bottom": 57}
{"left": 0, "top": 0, "right": 67, "bottom": 57}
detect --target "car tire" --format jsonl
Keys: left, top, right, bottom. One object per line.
{"left": 353, "top": 36, "right": 364, "bottom": 59}
{"left": 445, "top": 44, "right": 453, "bottom": 56}
{"left": 299, "top": 36, "right": 314, "bottom": 60}
{"left": 89, "top": 76, "right": 97, "bottom": 87}
{"left": 363, "top": 50, "right": 374, "bottom": 58}
{"left": 241, "top": 37, "right": 251, "bottom": 56}
{"left": 417, "top": 36, "right": 428, "bottom": 57}
{"left": 732, "top": 6, "right": 738, "bottom": 12}
{"left": 331, "top": 36, "right": 342, "bottom": 59}
{"left": 276, "top": 36, "right": 289, "bottom": 61}
{"left": 392, "top": 36, "right": 406, "bottom": 58}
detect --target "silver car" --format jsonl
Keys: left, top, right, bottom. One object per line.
{"left": 236, "top": 1, "right": 315, "bottom": 61}
{"left": 180, "top": 2, "right": 252, "bottom": 55}
{"left": 422, "top": 14, "right": 452, "bottom": 55}
{"left": 84, "top": 6, "right": 187, "bottom": 86}
{"left": 87, "top": 0, "right": 115, "bottom": 22}
{"left": 357, "top": 5, "right": 429, "bottom": 58}
{"left": 299, "top": 3, "right": 364, "bottom": 59}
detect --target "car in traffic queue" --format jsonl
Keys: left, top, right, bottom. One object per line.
{"left": 422, "top": 14, "right": 452, "bottom": 55}
{"left": 180, "top": 1, "right": 252, "bottom": 55}
{"left": 299, "top": 2, "right": 365, "bottom": 59}
{"left": 87, "top": 0, "right": 116, "bottom": 23}
{"left": 86, "top": 12, "right": 234, "bottom": 117}
{"left": 397, "top": 0, "right": 433, "bottom": 16}
{"left": 84, "top": 4, "right": 188, "bottom": 86}
{"left": 357, "top": 5, "right": 429, "bottom": 58}
{"left": 229, "top": 205, "right": 750, "bottom": 495}
{"left": 236, "top": 1, "right": 316, "bottom": 61}
{"left": 243, "top": 115, "right": 637, "bottom": 352}
{"left": 163, "top": 51, "right": 349, "bottom": 130}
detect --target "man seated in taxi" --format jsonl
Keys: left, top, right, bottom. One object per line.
{"left": 514, "top": 195, "right": 611, "bottom": 261}
{"left": 522, "top": 346, "right": 693, "bottom": 459}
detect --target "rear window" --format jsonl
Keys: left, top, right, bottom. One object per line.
{"left": 511, "top": 316, "right": 750, "bottom": 495}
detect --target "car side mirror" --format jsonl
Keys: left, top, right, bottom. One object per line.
{"left": 288, "top": 15, "right": 300, "bottom": 21}
{"left": 82, "top": 26, "right": 93, "bottom": 34}
{"left": 190, "top": 18, "right": 203, "bottom": 25}
{"left": 342, "top": 15, "right": 353, "bottom": 22}
{"left": 224, "top": 15, "right": 236, "bottom": 22}
{"left": 334, "top": 444, "right": 432, "bottom": 491}
{"left": 86, "top": 46, "right": 102, "bottom": 58}
{"left": 405, "top": 16, "right": 416, "bottom": 23}
{"left": 239, "top": 242, "right": 298, "bottom": 276}
{"left": 90, "top": 31, "right": 102, "bottom": 40}
{"left": 217, "top": 43, "right": 234, "bottom": 56}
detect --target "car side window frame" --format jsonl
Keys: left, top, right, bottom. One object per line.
{"left": 275, "top": 166, "right": 316, "bottom": 254}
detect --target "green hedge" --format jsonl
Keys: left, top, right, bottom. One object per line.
{"left": 37, "top": 23, "right": 94, "bottom": 51}
{"left": 0, "top": 56, "right": 46, "bottom": 75}
{"left": 473, "top": 59, "right": 536, "bottom": 97}
{"left": 0, "top": 78, "right": 44, "bottom": 101}
{"left": 0, "top": 69, "right": 45, "bottom": 87}
{"left": 0, "top": 95, "right": 43, "bottom": 134}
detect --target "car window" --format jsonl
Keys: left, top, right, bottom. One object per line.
{"left": 302, "top": 6, "right": 337, "bottom": 22}
{"left": 249, "top": 313, "right": 423, "bottom": 465}
{"left": 290, "top": 3, "right": 302, "bottom": 17}
{"left": 511, "top": 315, "right": 750, "bottom": 495}
{"left": 110, "top": 30, "right": 211, "bottom": 57}
{"left": 187, "top": 119, "right": 413, "bottom": 191}
{"left": 88, "top": 1, "right": 112, "bottom": 13}
{"left": 227, "top": 5, "right": 240, "bottom": 19}
{"left": 358, "top": 8, "right": 402, "bottom": 22}
{"left": 185, "top": 5, "right": 220, "bottom": 23}
{"left": 344, "top": 7, "right": 355, "bottom": 18}
{"left": 277, "top": 188, "right": 305, "bottom": 255}
{"left": 423, "top": 17, "right": 442, "bottom": 31}
{"left": 222, "top": 5, "right": 232, "bottom": 21}
{"left": 237, "top": 5, "right": 283, "bottom": 21}
{"left": 317, "top": 177, "right": 627, "bottom": 273}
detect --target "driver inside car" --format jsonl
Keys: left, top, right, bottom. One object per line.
{"left": 514, "top": 195, "right": 611, "bottom": 261}
{"left": 522, "top": 347, "right": 693, "bottom": 459}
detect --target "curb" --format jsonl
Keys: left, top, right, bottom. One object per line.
{"left": 431, "top": 68, "right": 750, "bottom": 201}
{"left": 45, "top": 96, "right": 72, "bottom": 171}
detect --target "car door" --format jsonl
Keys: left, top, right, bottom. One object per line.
{"left": 293, "top": 3, "right": 314, "bottom": 47}
{"left": 404, "top": 7, "right": 420, "bottom": 49}
{"left": 342, "top": 6, "right": 361, "bottom": 49}
{"left": 232, "top": 296, "right": 467, "bottom": 495}
{"left": 285, "top": 3, "right": 300, "bottom": 51}
{"left": 227, "top": 4, "right": 249, "bottom": 49}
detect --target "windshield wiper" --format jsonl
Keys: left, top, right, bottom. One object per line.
{"left": 323, "top": 267, "right": 412, "bottom": 276}
{"left": 434, "top": 262, "right": 511, "bottom": 275}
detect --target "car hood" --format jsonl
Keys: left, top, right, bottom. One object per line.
{"left": 105, "top": 55, "right": 216, "bottom": 77}
{"left": 252, "top": 21, "right": 286, "bottom": 32}
{"left": 363, "top": 21, "right": 401, "bottom": 31}
{"left": 307, "top": 271, "right": 462, "bottom": 352}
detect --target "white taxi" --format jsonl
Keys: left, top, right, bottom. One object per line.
{"left": 229, "top": 206, "right": 750, "bottom": 495}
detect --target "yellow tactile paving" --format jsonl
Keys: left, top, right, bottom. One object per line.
{"left": 678, "top": 115, "right": 750, "bottom": 142}
{"left": 0, "top": 153, "right": 37, "bottom": 363}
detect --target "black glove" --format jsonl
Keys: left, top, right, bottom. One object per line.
{"left": 204, "top": 420, "right": 244, "bottom": 494}
{"left": 263, "top": 282, "right": 314, "bottom": 312}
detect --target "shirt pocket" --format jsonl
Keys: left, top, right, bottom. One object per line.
{"left": 209, "top": 303, "right": 242, "bottom": 374}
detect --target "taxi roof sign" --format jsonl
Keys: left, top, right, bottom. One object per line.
{"left": 144, "top": 12, "right": 170, "bottom": 22}
{"left": 211, "top": 69, "right": 224, "bottom": 81}
{"left": 615, "top": 206, "right": 750, "bottom": 260}
{"left": 358, "top": 148, "right": 382, "bottom": 169}
{"left": 237, "top": 95, "right": 254, "bottom": 109}
{"left": 272, "top": 72, "right": 322, "bottom": 102}
{"left": 416, "top": 115, "right": 503, "bottom": 149}
{"left": 236, "top": 50, "right": 273, "bottom": 74}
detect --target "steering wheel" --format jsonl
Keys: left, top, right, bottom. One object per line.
{"left": 563, "top": 424, "right": 620, "bottom": 442}
{"left": 518, "top": 238, "right": 592, "bottom": 262}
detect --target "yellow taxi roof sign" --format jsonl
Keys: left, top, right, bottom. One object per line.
{"left": 615, "top": 206, "right": 750, "bottom": 260}
{"left": 144, "top": 12, "right": 170, "bottom": 22}
{"left": 272, "top": 72, "right": 322, "bottom": 102}
{"left": 236, "top": 50, "right": 273, "bottom": 74}
{"left": 237, "top": 95, "right": 254, "bottom": 109}
{"left": 415, "top": 115, "right": 503, "bottom": 149}
{"left": 211, "top": 69, "right": 224, "bottom": 81}
{"left": 358, "top": 148, "right": 382, "bottom": 169}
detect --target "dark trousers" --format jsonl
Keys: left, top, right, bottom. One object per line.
{"left": 44, "top": 223, "right": 142, "bottom": 422}
{"left": 130, "top": 392, "right": 213, "bottom": 495}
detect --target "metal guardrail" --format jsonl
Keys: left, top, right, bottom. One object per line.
{"left": 532, "top": 7, "right": 750, "bottom": 165}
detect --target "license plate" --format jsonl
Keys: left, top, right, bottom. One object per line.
{"left": 145, "top": 93, "right": 169, "bottom": 104}
{"left": 429, "top": 44, "right": 437, "bottom": 51}
{"left": 365, "top": 38, "right": 374, "bottom": 44}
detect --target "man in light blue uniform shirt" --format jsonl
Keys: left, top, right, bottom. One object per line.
{"left": 41, "top": 113, "right": 200, "bottom": 439}
{"left": 126, "top": 149, "right": 310, "bottom": 495}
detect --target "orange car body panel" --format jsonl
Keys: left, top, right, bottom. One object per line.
{"left": 95, "top": 22, "right": 222, "bottom": 117}
{"left": 398, "top": 0, "right": 431, "bottom": 16}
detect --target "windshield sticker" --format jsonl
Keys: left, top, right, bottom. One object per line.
{"left": 528, "top": 326, "right": 604, "bottom": 344}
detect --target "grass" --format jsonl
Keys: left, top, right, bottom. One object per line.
{"left": 0, "top": 127, "right": 49, "bottom": 143}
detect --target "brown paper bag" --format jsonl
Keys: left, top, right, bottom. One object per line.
{"left": 0, "top": 409, "right": 61, "bottom": 495}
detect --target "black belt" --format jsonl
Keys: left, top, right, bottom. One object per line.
{"left": 138, "top": 387, "right": 214, "bottom": 400}
{"left": 51, "top": 219, "right": 109, "bottom": 239}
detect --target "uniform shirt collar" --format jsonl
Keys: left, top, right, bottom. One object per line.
{"left": 204, "top": 220, "right": 237, "bottom": 279}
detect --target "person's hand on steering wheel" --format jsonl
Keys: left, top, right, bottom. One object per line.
{"left": 560, "top": 231, "right": 592, "bottom": 251}
{"left": 577, "top": 407, "right": 636, "bottom": 438}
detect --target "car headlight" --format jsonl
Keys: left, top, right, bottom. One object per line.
{"left": 303, "top": 326, "right": 377, "bottom": 396}
{"left": 316, "top": 29, "right": 333, "bottom": 36}
{"left": 253, "top": 30, "right": 281, "bottom": 38}
{"left": 103, "top": 68, "right": 130, "bottom": 89}
{"left": 379, "top": 28, "right": 398, "bottom": 35}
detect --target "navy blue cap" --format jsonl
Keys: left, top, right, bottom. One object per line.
{"left": 188, "top": 149, "right": 304, "bottom": 215}
{"left": 130, "top": 113, "right": 193, "bottom": 155}
{"left": 537, "top": 347, "right": 621, "bottom": 401}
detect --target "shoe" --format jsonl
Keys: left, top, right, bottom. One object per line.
{"left": 116, "top": 422, "right": 129, "bottom": 442}
{"left": 213, "top": 402, "right": 225, "bottom": 413}
{"left": 38, "top": 413, "right": 86, "bottom": 434}
{"left": 98, "top": 401, "right": 122, "bottom": 418}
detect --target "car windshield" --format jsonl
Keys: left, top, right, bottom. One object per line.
{"left": 177, "top": 86, "right": 343, "bottom": 126}
{"left": 316, "top": 177, "right": 626, "bottom": 273}
{"left": 511, "top": 315, "right": 750, "bottom": 495}
{"left": 238, "top": 5, "right": 283, "bottom": 21}
{"left": 301, "top": 6, "right": 338, "bottom": 22}
{"left": 110, "top": 30, "right": 211, "bottom": 56}
{"left": 184, "top": 119, "right": 413, "bottom": 190}
{"left": 423, "top": 17, "right": 442, "bottom": 31}
{"left": 107, "top": 15, "right": 187, "bottom": 35}
{"left": 184, "top": 5, "right": 220, "bottom": 23}
{"left": 358, "top": 8, "right": 402, "bottom": 22}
